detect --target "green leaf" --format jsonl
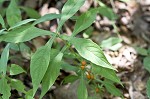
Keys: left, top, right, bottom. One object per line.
{"left": 25, "top": 89, "right": 34, "bottom": 99}
{"left": 9, "top": 64, "right": 26, "bottom": 75}
{"left": 10, "top": 79, "right": 26, "bottom": 93}
{"left": 9, "top": 19, "right": 36, "bottom": 30}
{"left": 77, "top": 76, "right": 88, "bottom": 99}
{"left": 20, "top": 6, "right": 40, "bottom": 19}
{"left": 33, "top": 13, "right": 61, "bottom": 25}
{"left": 0, "top": 14, "right": 5, "bottom": 28}
{"left": 103, "top": 79, "right": 122, "bottom": 97}
{"left": 108, "top": 43, "right": 122, "bottom": 51}
{"left": 69, "top": 37, "right": 115, "bottom": 70}
{"left": 119, "top": 0, "right": 129, "bottom": 2}
{"left": 143, "top": 56, "right": 150, "bottom": 73}
{"left": 72, "top": 9, "right": 97, "bottom": 36}
{"left": 6, "top": 0, "right": 21, "bottom": 26}
{"left": 135, "top": 47, "right": 148, "bottom": 56}
{"left": 40, "top": 52, "right": 63, "bottom": 98}
{"left": 146, "top": 79, "right": 150, "bottom": 98}
{"left": 98, "top": 6, "right": 117, "bottom": 20}
{"left": 0, "top": 0, "right": 5, "bottom": 3}
{"left": 57, "top": 0, "right": 85, "bottom": 32}
{"left": 30, "top": 37, "right": 55, "bottom": 96}
{"left": 83, "top": 27, "right": 93, "bottom": 38}
{"left": 0, "top": 44, "right": 10, "bottom": 75}
{"left": 61, "top": 61, "right": 78, "bottom": 72}
{"left": 63, "top": 75, "right": 79, "bottom": 84}
{"left": 100, "top": 37, "right": 122, "bottom": 48}
{"left": 92, "top": 65, "right": 121, "bottom": 84}
{"left": 0, "top": 78, "right": 11, "bottom": 99}
{"left": 148, "top": 47, "right": 150, "bottom": 54}
{"left": 10, "top": 43, "right": 30, "bottom": 52}
{"left": 0, "top": 29, "right": 6, "bottom": 35}
{"left": 0, "top": 25, "right": 54, "bottom": 43}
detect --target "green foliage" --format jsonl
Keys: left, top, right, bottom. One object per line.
{"left": 0, "top": 78, "right": 11, "bottom": 99}
{"left": 92, "top": 65, "right": 121, "bottom": 84}
{"left": 135, "top": 47, "right": 148, "bottom": 56}
{"left": 9, "top": 19, "right": 36, "bottom": 30}
{"left": 144, "top": 56, "right": 150, "bottom": 73}
{"left": 119, "top": 0, "right": 129, "bottom": 2}
{"left": 77, "top": 75, "right": 88, "bottom": 99}
{"left": 9, "top": 64, "right": 26, "bottom": 75}
{"left": 0, "top": 44, "right": 10, "bottom": 76}
{"left": 71, "top": 9, "right": 97, "bottom": 36}
{"left": 146, "top": 79, "right": 150, "bottom": 98}
{"left": 98, "top": 6, "right": 117, "bottom": 20}
{"left": 57, "top": 0, "right": 85, "bottom": 31}
{"left": 63, "top": 75, "right": 79, "bottom": 84}
{"left": 103, "top": 79, "right": 122, "bottom": 97}
{"left": 0, "top": 25, "right": 54, "bottom": 43}
{"left": 139, "top": 47, "right": 150, "bottom": 98}
{"left": 6, "top": 0, "right": 21, "bottom": 26}
{"left": 0, "top": 0, "right": 123, "bottom": 98}
{"left": 68, "top": 37, "right": 115, "bottom": 70}
{"left": 100, "top": 37, "right": 122, "bottom": 49}
{"left": 40, "top": 52, "right": 63, "bottom": 98}
{"left": 30, "top": 37, "right": 55, "bottom": 96}
{"left": 20, "top": 7, "right": 41, "bottom": 19}
{"left": 10, "top": 79, "right": 26, "bottom": 93}
{"left": 33, "top": 13, "right": 61, "bottom": 25}
{"left": 0, "top": 14, "right": 5, "bottom": 29}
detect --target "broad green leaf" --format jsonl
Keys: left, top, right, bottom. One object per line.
{"left": 146, "top": 79, "right": 150, "bottom": 98}
{"left": 100, "top": 37, "right": 122, "bottom": 48}
{"left": 20, "top": 6, "right": 40, "bottom": 19}
{"left": 10, "top": 79, "right": 26, "bottom": 93}
{"left": 6, "top": 0, "right": 21, "bottom": 26}
{"left": 0, "top": 44, "right": 10, "bottom": 75}
{"left": 69, "top": 37, "right": 115, "bottom": 70}
{"left": 0, "top": 25, "right": 54, "bottom": 43}
{"left": 63, "top": 75, "right": 79, "bottom": 84}
{"left": 40, "top": 52, "right": 63, "bottom": 98}
{"left": 72, "top": 9, "right": 97, "bottom": 37}
{"left": 57, "top": 0, "right": 85, "bottom": 32}
{"left": 0, "top": 78, "right": 11, "bottom": 99}
{"left": 77, "top": 76, "right": 88, "bottom": 99}
{"left": 9, "top": 19, "right": 36, "bottom": 30}
{"left": 92, "top": 65, "right": 121, "bottom": 84}
{"left": 103, "top": 79, "right": 122, "bottom": 97}
{"left": 98, "top": 6, "right": 117, "bottom": 20}
{"left": 33, "top": 13, "right": 61, "bottom": 25}
{"left": 61, "top": 61, "right": 78, "bottom": 71}
{"left": 9, "top": 64, "right": 26, "bottom": 75}
{"left": 30, "top": 36, "right": 55, "bottom": 96}
{"left": 0, "top": 14, "right": 5, "bottom": 28}
{"left": 143, "top": 56, "right": 150, "bottom": 73}
{"left": 135, "top": 47, "right": 148, "bottom": 56}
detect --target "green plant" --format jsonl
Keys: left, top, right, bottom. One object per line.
{"left": 135, "top": 47, "right": 150, "bottom": 98}
{"left": 0, "top": 0, "right": 123, "bottom": 99}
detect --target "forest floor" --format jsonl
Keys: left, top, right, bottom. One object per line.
{"left": 1, "top": 0, "right": 150, "bottom": 99}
